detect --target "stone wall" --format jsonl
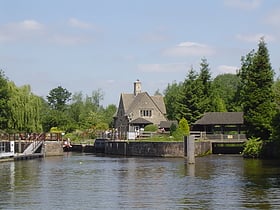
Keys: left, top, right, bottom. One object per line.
{"left": 105, "top": 141, "right": 211, "bottom": 157}
{"left": 44, "top": 141, "right": 63, "bottom": 156}
{"left": 194, "top": 141, "right": 212, "bottom": 156}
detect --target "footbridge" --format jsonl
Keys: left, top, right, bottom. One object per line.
{"left": 0, "top": 133, "right": 63, "bottom": 160}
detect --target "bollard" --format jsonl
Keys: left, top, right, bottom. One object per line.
{"left": 187, "top": 135, "right": 195, "bottom": 164}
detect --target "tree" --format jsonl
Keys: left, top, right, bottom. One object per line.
{"left": 237, "top": 38, "right": 275, "bottom": 140}
{"left": 198, "top": 58, "right": 212, "bottom": 112}
{"left": 0, "top": 70, "right": 10, "bottom": 130}
{"left": 101, "top": 104, "right": 117, "bottom": 128}
{"left": 212, "top": 74, "right": 240, "bottom": 111}
{"left": 164, "top": 81, "right": 182, "bottom": 120}
{"left": 154, "top": 89, "right": 162, "bottom": 96}
{"left": 68, "top": 92, "right": 84, "bottom": 123}
{"left": 177, "top": 67, "right": 204, "bottom": 124}
{"left": 47, "top": 86, "right": 72, "bottom": 111}
{"left": 7, "top": 83, "right": 42, "bottom": 132}
{"left": 172, "top": 117, "right": 190, "bottom": 140}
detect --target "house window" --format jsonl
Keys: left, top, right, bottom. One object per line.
{"left": 140, "top": 109, "right": 152, "bottom": 117}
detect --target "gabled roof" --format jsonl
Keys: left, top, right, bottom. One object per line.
{"left": 121, "top": 92, "right": 166, "bottom": 115}
{"left": 194, "top": 112, "right": 244, "bottom": 125}
{"left": 130, "top": 117, "right": 152, "bottom": 124}
{"left": 120, "top": 93, "right": 135, "bottom": 112}
{"left": 159, "top": 120, "right": 178, "bottom": 128}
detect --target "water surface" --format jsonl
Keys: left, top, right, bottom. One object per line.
{"left": 1, "top": 153, "right": 280, "bottom": 209}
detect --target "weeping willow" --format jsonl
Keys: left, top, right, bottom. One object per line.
{"left": 7, "top": 82, "right": 42, "bottom": 132}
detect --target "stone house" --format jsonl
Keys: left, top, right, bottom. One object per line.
{"left": 113, "top": 80, "right": 167, "bottom": 139}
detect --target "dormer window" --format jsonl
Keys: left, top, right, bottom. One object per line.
{"left": 140, "top": 109, "right": 152, "bottom": 117}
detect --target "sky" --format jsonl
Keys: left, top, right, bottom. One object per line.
{"left": 1, "top": 0, "right": 280, "bottom": 106}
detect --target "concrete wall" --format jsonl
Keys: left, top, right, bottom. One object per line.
{"left": 194, "top": 141, "right": 212, "bottom": 156}
{"left": 106, "top": 141, "right": 184, "bottom": 157}
{"left": 105, "top": 141, "right": 211, "bottom": 157}
{"left": 44, "top": 141, "right": 63, "bottom": 156}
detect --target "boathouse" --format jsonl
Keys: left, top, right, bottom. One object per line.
{"left": 192, "top": 112, "right": 245, "bottom": 134}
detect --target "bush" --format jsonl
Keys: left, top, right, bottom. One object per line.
{"left": 170, "top": 123, "right": 177, "bottom": 136}
{"left": 144, "top": 124, "right": 158, "bottom": 132}
{"left": 242, "top": 137, "right": 263, "bottom": 158}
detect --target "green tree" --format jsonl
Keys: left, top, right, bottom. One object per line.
{"left": 0, "top": 70, "right": 10, "bottom": 130}
{"left": 164, "top": 81, "right": 182, "bottom": 120}
{"left": 198, "top": 58, "right": 215, "bottom": 112}
{"left": 271, "top": 79, "right": 280, "bottom": 142}
{"left": 238, "top": 38, "right": 275, "bottom": 140}
{"left": 47, "top": 86, "right": 72, "bottom": 111}
{"left": 68, "top": 92, "right": 84, "bottom": 123}
{"left": 7, "top": 83, "right": 42, "bottom": 132}
{"left": 172, "top": 117, "right": 190, "bottom": 140}
{"left": 178, "top": 67, "right": 204, "bottom": 124}
{"left": 101, "top": 104, "right": 117, "bottom": 128}
{"left": 178, "top": 117, "right": 190, "bottom": 135}
{"left": 212, "top": 74, "right": 240, "bottom": 111}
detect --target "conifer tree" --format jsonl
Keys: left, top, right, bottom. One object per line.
{"left": 177, "top": 67, "right": 203, "bottom": 124}
{"left": 198, "top": 58, "right": 212, "bottom": 112}
{"left": 238, "top": 38, "right": 275, "bottom": 140}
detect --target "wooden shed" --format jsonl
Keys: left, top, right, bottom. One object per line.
{"left": 192, "top": 112, "right": 244, "bottom": 134}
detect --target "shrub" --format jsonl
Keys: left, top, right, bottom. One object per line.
{"left": 170, "top": 123, "right": 177, "bottom": 136}
{"left": 144, "top": 124, "right": 158, "bottom": 132}
{"left": 242, "top": 137, "right": 263, "bottom": 158}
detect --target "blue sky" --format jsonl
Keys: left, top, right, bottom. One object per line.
{"left": 1, "top": 0, "right": 280, "bottom": 106}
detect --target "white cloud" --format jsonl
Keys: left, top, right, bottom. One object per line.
{"left": 68, "top": 18, "right": 93, "bottom": 29}
{"left": 0, "top": 19, "right": 96, "bottom": 45}
{"left": 217, "top": 65, "right": 239, "bottom": 74}
{"left": 0, "top": 19, "right": 45, "bottom": 42}
{"left": 162, "top": 42, "right": 215, "bottom": 57}
{"left": 18, "top": 20, "right": 44, "bottom": 30}
{"left": 224, "top": 0, "right": 262, "bottom": 10}
{"left": 236, "top": 33, "right": 275, "bottom": 43}
{"left": 138, "top": 63, "right": 186, "bottom": 73}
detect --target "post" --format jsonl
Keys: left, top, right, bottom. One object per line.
{"left": 186, "top": 135, "right": 195, "bottom": 164}
{"left": 10, "top": 141, "right": 15, "bottom": 155}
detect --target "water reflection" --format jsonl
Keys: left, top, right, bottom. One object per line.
{"left": 0, "top": 153, "right": 280, "bottom": 209}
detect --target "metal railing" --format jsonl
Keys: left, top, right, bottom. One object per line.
{"left": 190, "top": 131, "right": 247, "bottom": 142}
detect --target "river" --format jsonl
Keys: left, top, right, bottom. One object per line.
{"left": 0, "top": 153, "right": 280, "bottom": 209}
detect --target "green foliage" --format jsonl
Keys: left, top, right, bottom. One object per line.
{"left": 7, "top": 83, "right": 42, "bottom": 132}
{"left": 171, "top": 128, "right": 185, "bottom": 141}
{"left": 164, "top": 81, "right": 182, "bottom": 120}
{"left": 178, "top": 117, "right": 190, "bottom": 135}
{"left": 47, "top": 86, "right": 72, "bottom": 111}
{"left": 242, "top": 137, "right": 263, "bottom": 158}
{"left": 177, "top": 67, "right": 204, "bottom": 124}
{"left": 0, "top": 70, "right": 10, "bottom": 130}
{"left": 237, "top": 38, "right": 276, "bottom": 140}
{"left": 212, "top": 73, "right": 240, "bottom": 111}
{"left": 164, "top": 61, "right": 243, "bottom": 125}
{"left": 144, "top": 124, "right": 158, "bottom": 132}
{"left": 170, "top": 123, "right": 177, "bottom": 135}
{"left": 171, "top": 118, "right": 190, "bottom": 141}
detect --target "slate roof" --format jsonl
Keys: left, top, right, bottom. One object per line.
{"left": 121, "top": 92, "right": 166, "bottom": 115}
{"left": 129, "top": 117, "right": 152, "bottom": 124}
{"left": 159, "top": 120, "right": 178, "bottom": 128}
{"left": 194, "top": 112, "right": 244, "bottom": 125}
